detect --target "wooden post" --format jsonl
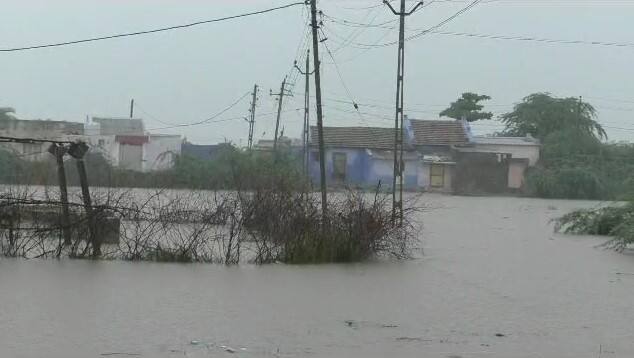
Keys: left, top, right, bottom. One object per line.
{"left": 47, "top": 144, "right": 71, "bottom": 245}
{"left": 69, "top": 142, "right": 100, "bottom": 257}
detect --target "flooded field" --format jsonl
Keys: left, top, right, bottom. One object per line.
{"left": 1, "top": 194, "right": 633, "bottom": 358}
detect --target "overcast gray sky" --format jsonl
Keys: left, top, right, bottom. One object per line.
{"left": 1, "top": 0, "right": 633, "bottom": 144}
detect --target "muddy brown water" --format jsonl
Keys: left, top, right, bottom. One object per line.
{"left": 1, "top": 194, "right": 633, "bottom": 358}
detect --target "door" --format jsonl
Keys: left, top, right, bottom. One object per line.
{"left": 333, "top": 152, "right": 347, "bottom": 182}
{"left": 430, "top": 164, "right": 445, "bottom": 188}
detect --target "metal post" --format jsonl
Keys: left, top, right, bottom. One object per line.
{"left": 273, "top": 77, "right": 287, "bottom": 152}
{"left": 295, "top": 49, "right": 315, "bottom": 178}
{"left": 247, "top": 84, "right": 258, "bottom": 150}
{"left": 130, "top": 99, "right": 135, "bottom": 119}
{"left": 384, "top": 0, "right": 424, "bottom": 225}
{"left": 310, "top": 0, "right": 328, "bottom": 218}
{"left": 304, "top": 51, "right": 311, "bottom": 177}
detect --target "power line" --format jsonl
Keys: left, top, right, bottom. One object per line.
{"left": 326, "top": 12, "right": 634, "bottom": 50}
{"left": 152, "top": 92, "right": 251, "bottom": 130}
{"left": 318, "top": 0, "right": 482, "bottom": 65}
{"left": 0, "top": 2, "right": 305, "bottom": 52}
{"left": 319, "top": 29, "right": 364, "bottom": 121}
{"left": 430, "top": 30, "right": 634, "bottom": 49}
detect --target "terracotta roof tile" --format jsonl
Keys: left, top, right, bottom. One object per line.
{"left": 408, "top": 119, "right": 469, "bottom": 146}
{"left": 309, "top": 126, "right": 397, "bottom": 150}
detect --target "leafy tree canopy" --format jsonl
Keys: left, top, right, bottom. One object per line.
{"left": 0, "top": 107, "right": 16, "bottom": 121}
{"left": 440, "top": 92, "right": 493, "bottom": 122}
{"left": 500, "top": 93, "right": 606, "bottom": 140}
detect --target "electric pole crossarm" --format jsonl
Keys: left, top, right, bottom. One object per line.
{"left": 383, "top": 0, "right": 424, "bottom": 15}
{"left": 294, "top": 62, "right": 315, "bottom": 75}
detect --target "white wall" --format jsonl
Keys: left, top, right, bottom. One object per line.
{"left": 470, "top": 144, "right": 540, "bottom": 166}
{"left": 508, "top": 161, "right": 528, "bottom": 189}
{"left": 143, "top": 135, "right": 182, "bottom": 172}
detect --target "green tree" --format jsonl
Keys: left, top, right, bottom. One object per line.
{"left": 440, "top": 92, "right": 493, "bottom": 122}
{"left": 500, "top": 93, "right": 606, "bottom": 140}
{"left": 0, "top": 107, "right": 16, "bottom": 121}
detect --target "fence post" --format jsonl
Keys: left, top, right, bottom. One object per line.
{"left": 47, "top": 143, "right": 72, "bottom": 245}
{"left": 68, "top": 142, "right": 100, "bottom": 257}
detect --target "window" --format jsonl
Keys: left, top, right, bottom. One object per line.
{"left": 430, "top": 164, "right": 445, "bottom": 188}
{"left": 333, "top": 152, "right": 347, "bottom": 182}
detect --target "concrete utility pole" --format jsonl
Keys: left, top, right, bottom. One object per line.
{"left": 271, "top": 77, "right": 287, "bottom": 152}
{"left": 247, "top": 84, "right": 258, "bottom": 150}
{"left": 47, "top": 144, "right": 71, "bottom": 246}
{"left": 310, "top": 0, "right": 328, "bottom": 219}
{"left": 295, "top": 49, "right": 315, "bottom": 177}
{"left": 129, "top": 99, "right": 135, "bottom": 119}
{"left": 68, "top": 142, "right": 99, "bottom": 257}
{"left": 384, "top": 0, "right": 424, "bottom": 225}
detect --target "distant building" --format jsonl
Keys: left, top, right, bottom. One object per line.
{"left": 91, "top": 117, "right": 144, "bottom": 136}
{"left": 181, "top": 142, "right": 233, "bottom": 161}
{"left": 255, "top": 137, "right": 292, "bottom": 152}
{"left": 306, "top": 118, "right": 540, "bottom": 194}
{"left": 143, "top": 134, "right": 182, "bottom": 171}
{"left": 454, "top": 135, "right": 541, "bottom": 192}
{"left": 406, "top": 118, "right": 470, "bottom": 192}
{"left": 308, "top": 126, "right": 420, "bottom": 190}
{"left": 80, "top": 117, "right": 147, "bottom": 171}
{"left": 0, "top": 118, "right": 83, "bottom": 161}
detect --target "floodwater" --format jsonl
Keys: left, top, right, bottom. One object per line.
{"left": 1, "top": 195, "right": 633, "bottom": 358}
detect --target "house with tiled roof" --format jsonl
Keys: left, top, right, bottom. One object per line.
{"left": 404, "top": 118, "right": 471, "bottom": 192}
{"left": 308, "top": 126, "right": 420, "bottom": 189}
{"left": 307, "top": 117, "right": 540, "bottom": 193}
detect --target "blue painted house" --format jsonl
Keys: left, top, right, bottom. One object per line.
{"left": 308, "top": 126, "right": 420, "bottom": 190}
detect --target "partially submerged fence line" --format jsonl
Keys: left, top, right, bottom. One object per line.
{"left": 0, "top": 186, "right": 421, "bottom": 264}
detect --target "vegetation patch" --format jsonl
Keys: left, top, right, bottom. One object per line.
{"left": 555, "top": 202, "right": 634, "bottom": 251}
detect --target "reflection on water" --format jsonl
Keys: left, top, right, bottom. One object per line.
{"left": 1, "top": 194, "right": 633, "bottom": 358}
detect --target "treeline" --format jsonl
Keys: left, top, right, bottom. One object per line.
{"left": 0, "top": 145, "right": 306, "bottom": 191}
{"left": 525, "top": 130, "right": 634, "bottom": 200}
{"left": 454, "top": 92, "right": 634, "bottom": 200}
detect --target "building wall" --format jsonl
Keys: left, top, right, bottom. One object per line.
{"left": 92, "top": 118, "right": 144, "bottom": 136}
{"left": 119, "top": 144, "right": 143, "bottom": 171}
{"left": 72, "top": 134, "right": 120, "bottom": 166}
{"left": 368, "top": 156, "right": 418, "bottom": 190}
{"left": 309, "top": 148, "right": 419, "bottom": 190}
{"left": 420, "top": 162, "right": 455, "bottom": 193}
{"left": 469, "top": 144, "right": 540, "bottom": 166}
{"left": 453, "top": 152, "right": 509, "bottom": 194}
{"left": 508, "top": 161, "right": 528, "bottom": 189}
{"left": 309, "top": 148, "right": 368, "bottom": 186}
{"left": 0, "top": 119, "right": 84, "bottom": 161}
{"left": 419, "top": 163, "right": 430, "bottom": 189}
{"left": 143, "top": 135, "right": 182, "bottom": 172}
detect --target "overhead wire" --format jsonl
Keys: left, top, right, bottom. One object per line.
{"left": 0, "top": 2, "right": 306, "bottom": 52}
{"left": 318, "top": 28, "right": 365, "bottom": 122}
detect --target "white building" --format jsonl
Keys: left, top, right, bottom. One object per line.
{"left": 455, "top": 135, "right": 541, "bottom": 189}
{"left": 142, "top": 134, "right": 182, "bottom": 172}
{"left": 0, "top": 118, "right": 83, "bottom": 161}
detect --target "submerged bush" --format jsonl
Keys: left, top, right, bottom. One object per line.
{"left": 555, "top": 202, "right": 634, "bottom": 251}
{"left": 526, "top": 167, "right": 606, "bottom": 200}
{"left": 241, "top": 188, "right": 418, "bottom": 264}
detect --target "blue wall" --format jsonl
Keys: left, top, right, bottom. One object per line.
{"left": 309, "top": 148, "right": 368, "bottom": 186}
{"left": 309, "top": 148, "right": 419, "bottom": 190}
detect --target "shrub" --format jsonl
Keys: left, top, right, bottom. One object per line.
{"left": 555, "top": 202, "right": 634, "bottom": 251}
